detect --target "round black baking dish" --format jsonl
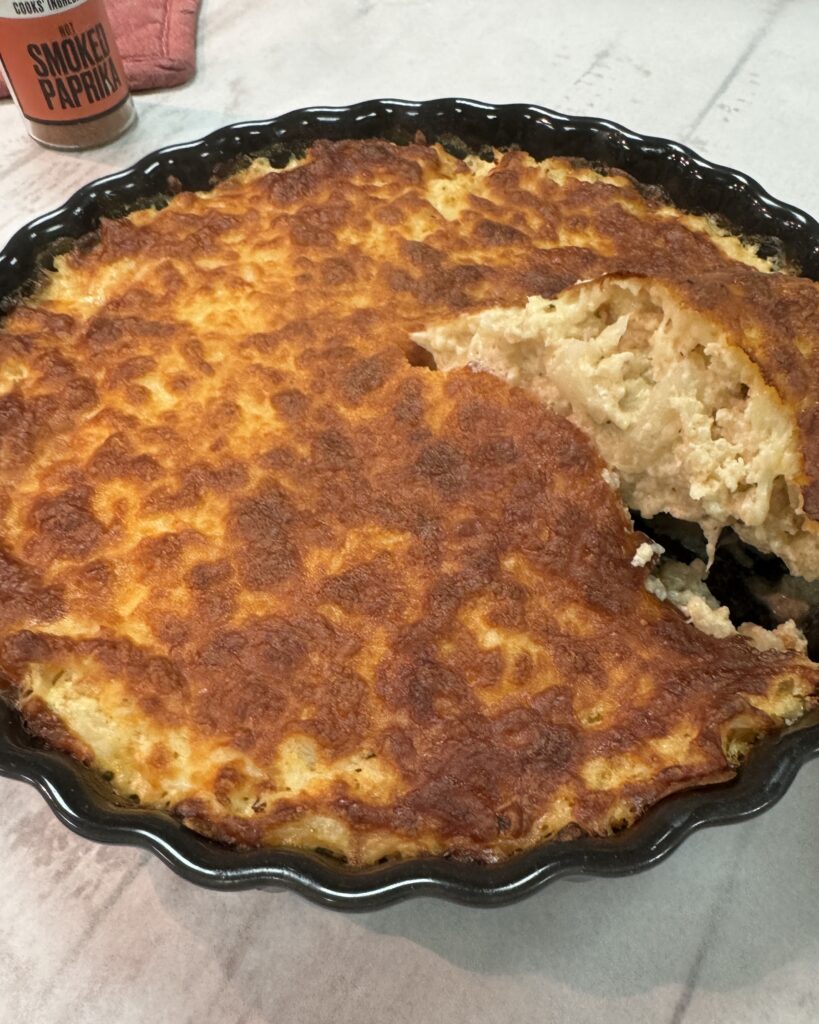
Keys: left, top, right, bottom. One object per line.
{"left": 2, "top": 98, "right": 819, "bottom": 909}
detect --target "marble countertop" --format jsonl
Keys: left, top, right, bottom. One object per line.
{"left": 2, "top": 2, "right": 819, "bottom": 1022}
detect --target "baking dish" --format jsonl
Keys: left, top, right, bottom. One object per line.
{"left": 2, "top": 97, "right": 819, "bottom": 909}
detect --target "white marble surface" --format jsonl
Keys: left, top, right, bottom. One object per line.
{"left": 2, "top": 1, "right": 819, "bottom": 1021}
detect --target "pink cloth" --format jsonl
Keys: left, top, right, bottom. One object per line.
{"left": 0, "top": 0, "right": 202, "bottom": 99}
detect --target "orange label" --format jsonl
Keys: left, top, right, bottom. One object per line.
{"left": 0, "top": 0, "right": 129, "bottom": 125}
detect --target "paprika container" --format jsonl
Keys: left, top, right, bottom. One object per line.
{"left": 0, "top": 0, "right": 136, "bottom": 149}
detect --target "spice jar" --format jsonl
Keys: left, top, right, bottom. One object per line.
{"left": 0, "top": 0, "right": 136, "bottom": 150}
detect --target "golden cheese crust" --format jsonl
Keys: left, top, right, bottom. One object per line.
{"left": 0, "top": 138, "right": 816, "bottom": 864}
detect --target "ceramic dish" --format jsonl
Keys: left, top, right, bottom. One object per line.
{"left": 2, "top": 98, "right": 819, "bottom": 909}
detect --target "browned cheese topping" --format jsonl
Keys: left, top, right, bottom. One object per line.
{"left": 0, "top": 139, "right": 816, "bottom": 863}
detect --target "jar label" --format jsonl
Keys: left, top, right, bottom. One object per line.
{"left": 0, "top": 0, "right": 130, "bottom": 125}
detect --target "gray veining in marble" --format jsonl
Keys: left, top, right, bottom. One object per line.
{"left": 2, "top": 2, "right": 819, "bottom": 1021}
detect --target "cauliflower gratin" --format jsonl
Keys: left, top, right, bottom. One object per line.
{"left": 0, "top": 138, "right": 816, "bottom": 865}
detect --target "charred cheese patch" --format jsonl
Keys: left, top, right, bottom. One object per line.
{"left": 0, "top": 139, "right": 816, "bottom": 864}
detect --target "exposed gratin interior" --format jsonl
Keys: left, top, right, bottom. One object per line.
{"left": 1, "top": 138, "right": 817, "bottom": 864}
{"left": 413, "top": 274, "right": 819, "bottom": 577}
